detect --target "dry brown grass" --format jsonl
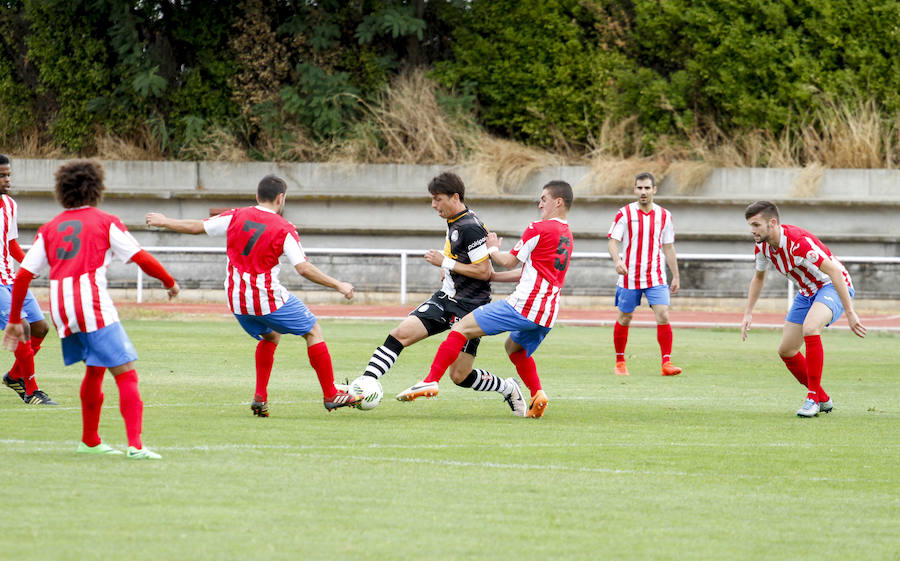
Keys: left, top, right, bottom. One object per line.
{"left": 791, "top": 163, "right": 825, "bottom": 197}
{"left": 463, "top": 136, "right": 565, "bottom": 195}
{"left": 798, "top": 98, "right": 895, "bottom": 169}
{"left": 95, "top": 124, "right": 165, "bottom": 160}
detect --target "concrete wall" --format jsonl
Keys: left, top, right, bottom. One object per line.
{"left": 8, "top": 160, "right": 900, "bottom": 300}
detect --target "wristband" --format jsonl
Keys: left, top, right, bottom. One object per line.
{"left": 441, "top": 256, "right": 457, "bottom": 270}
{"left": 487, "top": 246, "right": 499, "bottom": 254}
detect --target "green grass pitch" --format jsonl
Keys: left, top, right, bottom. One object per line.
{"left": 1, "top": 318, "right": 897, "bottom": 561}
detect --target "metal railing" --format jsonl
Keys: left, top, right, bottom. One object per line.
{"left": 133, "top": 247, "right": 900, "bottom": 305}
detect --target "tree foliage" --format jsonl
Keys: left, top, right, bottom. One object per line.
{"left": 0, "top": 0, "right": 897, "bottom": 160}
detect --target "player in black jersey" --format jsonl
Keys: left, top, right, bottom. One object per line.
{"left": 353, "top": 172, "right": 526, "bottom": 416}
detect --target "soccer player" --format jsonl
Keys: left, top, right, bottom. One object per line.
{"left": 146, "top": 175, "right": 360, "bottom": 416}
{"left": 607, "top": 172, "right": 682, "bottom": 377}
{"left": 741, "top": 200, "right": 867, "bottom": 417}
{"left": 0, "top": 154, "right": 57, "bottom": 405}
{"left": 3, "top": 159, "right": 179, "bottom": 459}
{"left": 366, "top": 172, "right": 526, "bottom": 416}
{"left": 417, "top": 180, "right": 574, "bottom": 419}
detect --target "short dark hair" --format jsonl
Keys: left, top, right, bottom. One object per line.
{"left": 257, "top": 175, "right": 287, "bottom": 202}
{"left": 635, "top": 172, "right": 656, "bottom": 187}
{"left": 543, "top": 180, "right": 574, "bottom": 210}
{"left": 744, "top": 200, "right": 780, "bottom": 222}
{"left": 427, "top": 172, "right": 465, "bottom": 203}
{"left": 54, "top": 160, "right": 105, "bottom": 208}
{"left": 0, "top": 154, "right": 9, "bottom": 165}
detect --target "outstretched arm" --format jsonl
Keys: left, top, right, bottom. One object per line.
{"left": 486, "top": 232, "right": 520, "bottom": 269}
{"left": 424, "top": 249, "right": 492, "bottom": 280}
{"left": 295, "top": 262, "right": 354, "bottom": 300}
{"left": 130, "top": 250, "right": 180, "bottom": 300}
{"left": 819, "top": 257, "right": 866, "bottom": 338}
{"left": 146, "top": 212, "right": 205, "bottom": 234}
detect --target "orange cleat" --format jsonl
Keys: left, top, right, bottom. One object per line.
{"left": 525, "top": 390, "right": 549, "bottom": 418}
{"left": 661, "top": 362, "right": 683, "bottom": 376}
{"left": 614, "top": 361, "right": 630, "bottom": 376}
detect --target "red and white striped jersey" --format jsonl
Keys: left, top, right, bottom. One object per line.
{"left": 21, "top": 206, "right": 141, "bottom": 337}
{"left": 203, "top": 206, "right": 307, "bottom": 315}
{"left": 506, "top": 218, "right": 573, "bottom": 328}
{"left": 0, "top": 194, "right": 20, "bottom": 285}
{"left": 608, "top": 202, "right": 675, "bottom": 289}
{"left": 755, "top": 224, "right": 853, "bottom": 297}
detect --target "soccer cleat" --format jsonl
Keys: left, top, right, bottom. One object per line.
{"left": 3, "top": 373, "right": 28, "bottom": 402}
{"left": 126, "top": 446, "right": 162, "bottom": 460}
{"left": 323, "top": 389, "right": 363, "bottom": 411}
{"left": 77, "top": 442, "right": 123, "bottom": 455}
{"left": 819, "top": 399, "right": 834, "bottom": 414}
{"left": 250, "top": 400, "right": 269, "bottom": 417}
{"left": 503, "top": 377, "right": 526, "bottom": 417}
{"left": 395, "top": 380, "right": 439, "bottom": 401}
{"left": 661, "top": 362, "right": 683, "bottom": 376}
{"left": 25, "top": 390, "right": 58, "bottom": 405}
{"left": 525, "top": 390, "right": 549, "bottom": 418}
{"left": 796, "top": 398, "right": 820, "bottom": 418}
{"left": 614, "top": 361, "right": 630, "bottom": 376}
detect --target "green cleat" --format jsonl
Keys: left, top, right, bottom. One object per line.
{"left": 77, "top": 442, "right": 124, "bottom": 455}
{"left": 126, "top": 446, "right": 162, "bottom": 460}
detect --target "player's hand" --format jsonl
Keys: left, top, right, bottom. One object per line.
{"left": 2, "top": 323, "right": 25, "bottom": 352}
{"left": 424, "top": 249, "right": 444, "bottom": 267}
{"left": 337, "top": 281, "right": 354, "bottom": 300}
{"left": 670, "top": 278, "right": 680, "bottom": 295}
{"left": 740, "top": 314, "right": 752, "bottom": 341}
{"left": 166, "top": 281, "right": 180, "bottom": 300}
{"left": 615, "top": 262, "right": 628, "bottom": 276}
{"left": 487, "top": 232, "right": 502, "bottom": 250}
{"left": 145, "top": 212, "right": 167, "bottom": 228}
{"left": 846, "top": 311, "right": 867, "bottom": 338}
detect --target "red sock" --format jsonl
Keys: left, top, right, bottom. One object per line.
{"left": 804, "top": 335, "right": 824, "bottom": 400}
{"left": 509, "top": 349, "right": 541, "bottom": 396}
{"left": 657, "top": 323, "right": 673, "bottom": 363}
{"left": 613, "top": 322, "right": 629, "bottom": 363}
{"left": 80, "top": 366, "right": 105, "bottom": 447}
{"left": 114, "top": 370, "right": 143, "bottom": 449}
{"left": 424, "top": 331, "right": 467, "bottom": 383}
{"left": 30, "top": 336, "right": 43, "bottom": 355}
{"left": 12, "top": 341, "right": 37, "bottom": 394}
{"left": 780, "top": 352, "right": 808, "bottom": 386}
{"left": 307, "top": 342, "right": 337, "bottom": 398}
{"left": 254, "top": 340, "right": 277, "bottom": 401}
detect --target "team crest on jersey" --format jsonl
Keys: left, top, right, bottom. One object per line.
{"left": 450, "top": 230, "right": 459, "bottom": 242}
{"left": 805, "top": 250, "right": 820, "bottom": 262}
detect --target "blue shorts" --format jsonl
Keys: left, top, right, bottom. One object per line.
{"left": 786, "top": 284, "right": 854, "bottom": 326}
{"left": 234, "top": 295, "right": 317, "bottom": 340}
{"left": 0, "top": 284, "right": 44, "bottom": 328}
{"left": 615, "top": 285, "right": 670, "bottom": 313}
{"left": 472, "top": 300, "right": 552, "bottom": 357}
{"left": 61, "top": 322, "right": 138, "bottom": 367}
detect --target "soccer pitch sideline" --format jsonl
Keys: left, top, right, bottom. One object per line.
{"left": 1, "top": 319, "right": 897, "bottom": 561}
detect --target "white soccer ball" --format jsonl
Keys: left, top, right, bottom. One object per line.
{"left": 350, "top": 376, "right": 383, "bottom": 410}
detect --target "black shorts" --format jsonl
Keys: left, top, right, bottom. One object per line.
{"left": 409, "top": 291, "right": 487, "bottom": 356}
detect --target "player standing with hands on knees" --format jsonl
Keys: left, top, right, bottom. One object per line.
{"left": 607, "top": 172, "right": 682, "bottom": 377}
{"left": 146, "top": 175, "right": 360, "bottom": 417}
{"left": 3, "top": 159, "right": 180, "bottom": 459}
{"left": 741, "top": 201, "right": 866, "bottom": 417}
{"left": 418, "top": 180, "right": 575, "bottom": 418}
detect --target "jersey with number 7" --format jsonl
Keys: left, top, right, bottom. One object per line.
{"left": 506, "top": 218, "right": 573, "bottom": 328}
{"left": 202, "top": 206, "right": 307, "bottom": 316}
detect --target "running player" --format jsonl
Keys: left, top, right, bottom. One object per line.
{"left": 3, "top": 159, "right": 179, "bottom": 459}
{"left": 741, "top": 200, "right": 867, "bottom": 417}
{"left": 417, "top": 180, "right": 574, "bottom": 419}
{"left": 146, "top": 175, "right": 360, "bottom": 416}
{"left": 365, "top": 172, "right": 525, "bottom": 416}
{"left": 0, "top": 154, "right": 57, "bottom": 404}
{"left": 607, "top": 172, "right": 682, "bottom": 377}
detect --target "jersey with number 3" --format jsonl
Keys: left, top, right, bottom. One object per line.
{"left": 21, "top": 206, "right": 142, "bottom": 337}
{"left": 203, "top": 206, "right": 307, "bottom": 315}
{"left": 507, "top": 218, "right": 573, "bottom": 328}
